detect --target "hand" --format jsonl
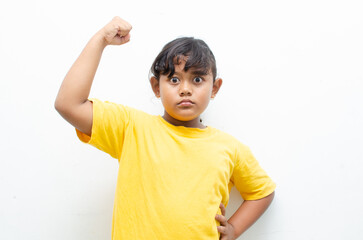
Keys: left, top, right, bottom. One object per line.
{"left": 98, "top": 16, "right": 132, "bottom": 46}
{"left": 215, "top": 203, "right": 235, "bottom": 240}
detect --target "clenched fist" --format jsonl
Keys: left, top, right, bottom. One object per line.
{"left": 97, "top": 16, "right": 132, "bottom": 46}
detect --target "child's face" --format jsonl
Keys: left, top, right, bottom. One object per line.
{"left": 150, "top": 60, "right": 222, "bottom": 127}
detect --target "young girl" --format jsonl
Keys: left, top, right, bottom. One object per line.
{"left": 55, "top": 16, "right": 275, "bottom": 240}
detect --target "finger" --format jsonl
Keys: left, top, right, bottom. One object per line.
{"left": 215, "top": 214, "right": 227, "bottom": 225}
{"left": 104, "top": 17, "right": 132, "bottom": 44}
{"left": 118, "top": 25, "right": 131, "bottom": 37}
{"left": 219, "top": 203, "right": 226, "bottom": 216}
{"left": 217, "top": 226, "right": 226, "bottom": 234}
{"left": 114, "top": 18, "right": 132, "bottom": 37}
{"left": 104, "top": 26, "right": 119, "bottom": 43}
{"left": 120, "top": 33, "right": 131, "bottom": 44}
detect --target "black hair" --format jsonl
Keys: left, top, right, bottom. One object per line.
{"left": 150, "top": 37, "right": 217, "bottom": 81}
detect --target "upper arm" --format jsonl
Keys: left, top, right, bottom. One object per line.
{"left": 231, "top": 143, "right": 276, "bottom": 200}
{"left": 55, "top": 100, "right": 93, "bottom": 137}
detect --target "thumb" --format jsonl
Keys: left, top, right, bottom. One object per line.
{"left": 119, "top": 33, "right": 131, "bottom": 44}
{"left": 109, "top": 33, "right": 131, "bottom": 45}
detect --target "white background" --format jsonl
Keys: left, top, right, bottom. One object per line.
{"left": 1, "top": 0, "right": 362, "bottom": 239}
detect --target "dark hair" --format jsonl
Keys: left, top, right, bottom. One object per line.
{"left": 150, "top": 37, "right": 217, "bottom": 81}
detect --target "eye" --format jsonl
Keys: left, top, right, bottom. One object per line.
{"left": 170, "top": 77, "right": 180, "bottom": 84}
{"left": 193, "top": 77, "right": 203, "bottom": 84}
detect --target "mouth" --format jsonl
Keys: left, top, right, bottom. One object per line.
{"left": 177, "top": 99, "right": 194, "bottom": 106}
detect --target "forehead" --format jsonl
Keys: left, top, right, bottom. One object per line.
{"left": 173, "top": 59, "right": 212, "bottom": 76}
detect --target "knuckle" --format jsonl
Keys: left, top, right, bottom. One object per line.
{"left": 112, "top": 24, "right": 118, "bottom": 30}
{"left": 125, "top": 24, "right": 132, "bottom": 31}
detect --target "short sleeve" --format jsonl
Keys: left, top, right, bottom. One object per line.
{"left": 75, "top": 98, "right": 131, "bottom": 159}
{"left": 230, "top": 142, "right": 276, "bottom": 200}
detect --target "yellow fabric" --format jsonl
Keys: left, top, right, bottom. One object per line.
{"left": 76, "top": 98, "right": 276, "bottom": 240}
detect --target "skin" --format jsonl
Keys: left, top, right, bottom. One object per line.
{"left": 150, "top": 59, "right": 222, "bottom": 129}
{"left": 54, "top": 16, "right": 132, "bottom": 136}
{"left": 55, "top": 16, "right": 275, "bottom": 240}
{"left": 216, "top": 192, "right": 275, "bottom": 239}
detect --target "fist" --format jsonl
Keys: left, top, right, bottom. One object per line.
{"left": 99, "top": 16, "right": 132, "bottom": 45}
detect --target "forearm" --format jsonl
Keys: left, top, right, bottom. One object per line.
{"left": 228, "top": 191, "right": 275, "bottom": 238}
{"left": 55, "top": 32, "right": 106, "bottom": 110}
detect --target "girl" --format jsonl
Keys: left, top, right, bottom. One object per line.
{"left": 55, "top": 16, "right": 275, "bottom": 240}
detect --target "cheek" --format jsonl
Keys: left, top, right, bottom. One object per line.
{"left": 195, "top": 90, "right": 213, "bottom": 108}
{"left": 199, "top": 87, "right": 213, "bottom": 99}
{"left": 160, "top": 86, "right": 171, "bottom": 97}
{"left": 160, "top": 86, "right": 176, "bottom": 103}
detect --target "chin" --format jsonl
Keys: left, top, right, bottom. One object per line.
{"left": 177, "top": 117, "right": 196, "bottom": 122}
{"left": 170, "top": 113, "right": 199, "bottom": 122}
{"left": 164, "top": 105, "right": 204, "bottom": 122}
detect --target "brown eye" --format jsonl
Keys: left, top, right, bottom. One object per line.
{"left": 193, "top": 77, "right": 203, "bottom": 84}
{"left": 170, "top": 77, "right": 180, "bottom": 84}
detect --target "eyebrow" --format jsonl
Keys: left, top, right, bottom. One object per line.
{"left": 191, "top": 69, "right": 209, "bottom": 76}
{"left": 172, "top": 69, "right": 209, "bottom": 77}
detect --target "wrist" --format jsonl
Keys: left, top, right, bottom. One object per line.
{"left": 227, "top": 221, "right": 237, "bottom": 239}
{"left": 91, "top": 31, "right": 108, "bottom": 49}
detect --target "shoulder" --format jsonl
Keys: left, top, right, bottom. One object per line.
{"left": 90, "top": 98, "right": 154, "bottom": 120}
{"left": 208, "top": 127, "right": 252, "bottom": 161}
{"left": 209, "top": 126, "right": 245, "bottom": 147}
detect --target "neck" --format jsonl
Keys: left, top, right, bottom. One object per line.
{"left": 162, "top": 111, "right": 206, "bottom": 129}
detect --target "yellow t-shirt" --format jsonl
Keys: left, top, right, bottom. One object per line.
{"left": 76, "top": 98, "right": 276, "bottom": 240}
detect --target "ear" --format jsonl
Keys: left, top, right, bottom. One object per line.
{"left": 211, "top": 78, "right": 223, "bottom": 99}
{"left": 150, "top": 76, "right": 160, "bottom": 98}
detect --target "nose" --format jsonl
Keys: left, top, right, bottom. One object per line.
{"left": 179, "top": 81, "right": 192, "bottom": 96}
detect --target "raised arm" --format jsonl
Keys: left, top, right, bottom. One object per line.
{"left": 54, "top": 16, "right": 132, "bottom": 136}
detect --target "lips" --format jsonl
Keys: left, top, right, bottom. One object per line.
{"left": 177, "top": 99, "right": 194, "bottom": 106}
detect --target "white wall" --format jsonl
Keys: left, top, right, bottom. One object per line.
{"left": 1, "top": 0, "right": 362, "bottom": 239}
